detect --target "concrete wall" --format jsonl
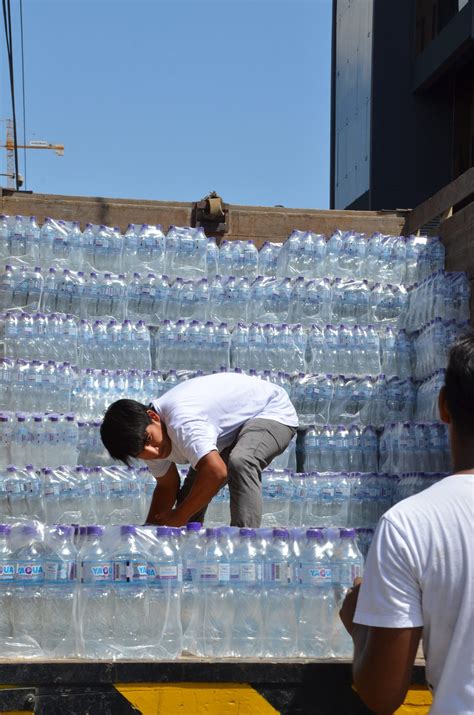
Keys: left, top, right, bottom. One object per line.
{"left": 0, "top": 190, "right": 406, "bottom": 248}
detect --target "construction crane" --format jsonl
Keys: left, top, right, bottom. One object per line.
{"left": 0, "top": 119, "right": 64, "bottom": 189}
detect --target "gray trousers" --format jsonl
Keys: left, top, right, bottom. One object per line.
{"left": 176, "top": 418, "right": 297, "bottom": 528}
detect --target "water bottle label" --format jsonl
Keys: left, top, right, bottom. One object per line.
{"left": 199, "top": 563, "right": 230, "bottom": 582}
{"left": 0, "top": 563, "right": 15, "bottom": 581}
{"left": 110, "top": 482, "right": 126, "bottom": 493}
{"left": 81, "top": 561, "right": 112, "bottom": 583}
{"left": 148, "top": 564, "right": 181, "bottom": 583}
{"left": 15, "top": 562, "right": 44, "bottom": 582}
{"left": 299, "top": 563, "right": 332, "bottom": 586}
{"left": 263, "top": 484, "right": 283, "bottom": 498}
{"left": 237, "top": 562, "right": 257, "bottom": 583}
{"left": 321, "top": 487, "right": 334, "bottom": 502}
{"left": 334, "top": 563, "right": 361, "bottom": 587}
{"left": 113, "top": 560, "right": 148, "bottom": 583}
{"left": 264, "top": 561, "right": 289, "bottom": 584}
{"left": 44, "top": 560, "right": 76, "bottom": 582}
{"left": 6, "top": 482, "right": 23, "bottom": 495}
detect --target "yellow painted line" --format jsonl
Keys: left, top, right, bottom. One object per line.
{"left": 116, "top": 682, "right": 279, "bottom": 715}
{"left": 394, "top": 685, "right": 432, "bottom": 714}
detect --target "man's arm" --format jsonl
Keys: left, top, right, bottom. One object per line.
{"left": 351, "top": 622, "right": 422, "bottom": 714}
{"left": 156, "top": 451, "right": 227, "bottom": 526}
{"left": 340, "top": 569, "right": 423, "bottom": 714}
{"left": 145, "top": 463, "right": 180, "bottom": 524}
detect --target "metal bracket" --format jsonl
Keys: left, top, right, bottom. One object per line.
{"left": 191, "top": 190, "right": 228, "bottom": 240}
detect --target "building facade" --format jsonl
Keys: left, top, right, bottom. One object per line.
{"left": 330, "top": 0, "right": 474, "bottom": 211}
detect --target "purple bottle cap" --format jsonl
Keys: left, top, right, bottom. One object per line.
{"left": 273, "top": 528, "right": 289, "bottom": 539}
{"left": 53, "top": 524, "right": 74, "bottom": 537}
{"left": 156, "top": 526, "right": 171, "bottom": 537}
{"left": 87, "top": 525, "right": 104, "bottom": 536}
{"left": 121, "top": 525, "right": 137, "bottom": 536}
{"left": 240, "top": 528, "right": 256, "bottom": 538}
{"left": 186, "top": 522, "right": 201, "bottom": 532}
{"left": 20, "top": 525, "right": 38, "bottom": 537}
{"left": 0, "top": 524, "right": 11, "bottom": 535}
{"left": 206, "top": 527, "right": 219, "bottom": 537}
{"left": 306, "top": 528, "right": 324, "bottom": 540}
{"left": 169, "top": 527, "right": 181, "bottom": 537}
{"left": 340, "top": 528, "right": 356, "bottom": 538}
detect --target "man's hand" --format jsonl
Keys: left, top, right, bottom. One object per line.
{"left": 153, "top": 507, "right": 187, "bottom": 527}
{"left": 339, "top": 577, "right": 363, "bottom": 636}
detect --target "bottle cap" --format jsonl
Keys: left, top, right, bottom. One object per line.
{"left": 239, "top": 528, "right": 256, "bottom": 538}
{"left": 273, "top": 528, "right": 289, "bottom": 539}
{"left": 306, "top": 528, "right": 324, "bottom": 540}
{"left": 186, "top": 522, "right": 201, "bottom": 532}
{"left": 340, "top": 528, "right": 356, "bottom": 538}
{"left": 87, "top": 525, "right": 104, "bottom": 536}
{"left": 156, "top": 526, "right": 171, "bottom": 537}
{"left": 120, "top": 525, "right": 137, "bottom": 536}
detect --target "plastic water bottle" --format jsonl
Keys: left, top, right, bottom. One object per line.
{"left": 261, "top": 469, "right": 292, "bottom": 527}
{"left": 194, "top": 527, "right": 232, "bottom": 657}
{"left": 262, "top": 528, "right": 298, "bottom": 657}
{"left": 110, "top": 525, "right": 148, "bottom": 655}
{"left": 147, "top": 526, "right": 182, "bottom": 659}
{"left": 42, "top": 525, "right": 77, "bottom": 655}
{"left": 0, "top": 524, "right": 14, "bottom": 645}
{"left": 12, "top": 524, "right": 45, "bottom": 650}
{"left": 230, "top": 528, "right": 263, "bottom": 657}
{"left": 297, "top": 528, "right": 335, "bottom": 657}
{"left": 180, "top": 522, "right": 203, "bottom": 654}
{"left": 78, "top": 525, "right": 113, "bottom": 658}
{"left": 331, "top": 528, "right": 364, "bottom": 657}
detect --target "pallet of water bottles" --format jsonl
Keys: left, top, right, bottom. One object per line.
{"left": 1, "top": 309, "right": 469, "bottom": 386}
{"left": 0, "top": 520, "right": 369, "bottom": 660}
{"left": 0, "top": 364, "right": 453, "bottom": 440}
{"left": 0, "top": 263, "right": 470, "bottom": 334}
{"left": 0, "top": 456, "right": 449, "bottom": 534}
{"left": 0, "top": 214, "right": 448, "bottom": 284}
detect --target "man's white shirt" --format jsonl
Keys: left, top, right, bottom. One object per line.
{"left": 355, "top": 473, "right": 474, "bottom": 715}
{"left": 147, "top": 372, "right": 298, "bottom": 478}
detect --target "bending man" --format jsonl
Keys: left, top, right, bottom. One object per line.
{"left": 100, "top": 372, "right": 298, "bottom": 527}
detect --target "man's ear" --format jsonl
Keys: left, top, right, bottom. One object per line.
{"left": 438, "top": 386, "right": 451, "bottom": 424}
{"left": 147, "top": 410, "right": 160, "bottom": 423}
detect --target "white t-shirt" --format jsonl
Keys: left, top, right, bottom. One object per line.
{"left": 147, "top": 372, "right": 298, "bottom": 478}
{"left": 354, "top": 473, "right": 474, "bottom": 715}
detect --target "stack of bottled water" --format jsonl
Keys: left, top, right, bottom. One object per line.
{"left": 0, "top": 522, "right": 364, "bottom": 659}
{"left": 0, "top": 466, "right": 153, "bottom": 524}
{"left": 412, "top": 319, "right": 468, "bottom": 380}
{"left": 405, "top": 271, "right": 470, "bottom": 331}
{"left": 379, "top": 422, "right": 451, "bottom": 473}
{"left": 415, "top": 371, "right": 447, "bottom": 422}
{"left": 303, "top": 425, "right": 378, "bottom": 473}
{"left": 291, "top": 374, "right": 416, "bottom": 428}
{"left": 392, "top": 472, "right": 447, "bottom": 504}
{"left": 4, "top": 264, "right": 464, "bottom": 333}
{"left": 0, "top": 412, "right": 78, "bottom": 467}
{"left": 0, "top": 211, "right": 470, "bottom": 664}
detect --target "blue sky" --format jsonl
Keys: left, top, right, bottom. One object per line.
{"left": 2, "top": 0, "right": 332, "bottom": 209}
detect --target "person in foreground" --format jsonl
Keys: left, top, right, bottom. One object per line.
{"left": 340, "top": 334, "right": 474, "bottom": 715}
{"left": 100, "top": 371, "right": 298, "bottom": 527}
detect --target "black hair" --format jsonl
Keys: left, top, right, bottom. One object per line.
{"left": 100, "top": 399, "right": 152, "bottom": 466}
{"left": 445, "top": 331, "right": 474, "bottom": 437}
